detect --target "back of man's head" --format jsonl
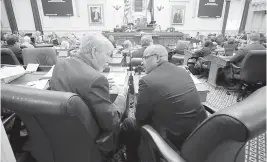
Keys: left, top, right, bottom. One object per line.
{"left": 141, "top": 35, "right": 153, "bottom": 47}
{"left": 6, "top": 35, "right": 17, "bottom": 45}
{"left": 248, "top": 32, "right": 260, "bottom": 42}
{"left": 23, "top": 36, "right": 31, "bottom": 43}
{"left": 79, "top": 33, "right": 112, "bottom": 56}
{"left": 144, "top": 44, "right": 168, "bottom": 61}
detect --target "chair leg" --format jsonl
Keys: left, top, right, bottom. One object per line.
{"left": 237, "top": 84, "right": 248, "bottom": 102}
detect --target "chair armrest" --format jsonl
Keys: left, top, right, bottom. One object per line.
{"left": 2, "top": 113, "right": 16, "bottom": 126}
{"left": 96, "top": 132, "right": 114, "bottom": 144}
{"left": 141, "top": 125, "right": 186, "bottom": 162}
{"left": 230, "top": 63, "right": 241, "bottom": 70}
{"left": 202, "top": 103, "right": 216, "bottom": 114}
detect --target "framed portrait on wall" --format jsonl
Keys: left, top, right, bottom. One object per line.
{"left": 88, "top": 4, "right": 104, "bottom": 25}
{"left": 171, "top": 6, "right": 186, "bottom": 25}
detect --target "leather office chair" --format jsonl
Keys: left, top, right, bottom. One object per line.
{"left": 172, "top": 41, "right": 191, "bottom": 65}
{"left": 230, "top": 50, "right": 266, "bottom": 101}
{"left": 1, "top": 84, "right": 116, "bottom": 162}
{"left": 22, "top": 47, "right": 57, "bottom": 66}
{"left": 140, "top": 86, "right": 266, "bottom": 162}
{"left": 1, "top": 48, "right": 21, "bottom": 65}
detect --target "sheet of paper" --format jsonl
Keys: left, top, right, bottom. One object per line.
{"left": 43, "top": 65, "right": 55, "bottom": 78}
{"left": 110, "top": 67, "right": 127, "bottom": 73}
{"left": 0, "top": 66, "right": 25, "bottom": 83}
{"left": 190, "top": 74, "right": 202, "bottom": 84}
{"left": 107, "top": 72, "right": 127, "bottom": 86}
{"left": 26, "top": 79, "right": 49, "bottom": 89}
{"left": 58, "top": 51, "right": 68, "bottom": 57}
{"left": 26, "top": 64, "right": 39, "bottom": 72}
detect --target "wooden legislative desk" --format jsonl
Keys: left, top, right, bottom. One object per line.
{"left": 104, "top": 32, "right": 184, "bottom": 47}
{"left": 205, "top": 55, "right": 233, "bottom": 87}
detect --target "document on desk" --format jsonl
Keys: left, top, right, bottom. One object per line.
{"left": 107, "top": 72, "right": 127, "bottom": 86}
{"left": 190, "top": 74, "right": 202, "bottom": 84}
{"left": 43, "top": 65, "right": 55, "bottom": 78}
{"left": 0, "top": 66, "right": 25, "bottom": 83}
{"left": 25, "top": 79, "right": 49, "bottom": 89}
{"left": 26, "top": 64, "right": 39, "bottom": 72}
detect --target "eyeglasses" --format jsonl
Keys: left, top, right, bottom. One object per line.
{"left": 142, "top": 54, "right": 158, "bottom": 60}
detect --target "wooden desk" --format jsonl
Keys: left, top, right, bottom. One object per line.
{"left": 183, "top": 50, "right": 199, "bottom": 65}
{"left": 8, "top": 72, "right": 49, "bottom": 89}
{"left": 35, "top": 44, "right": 54, "bottom": 48}
{"left": 133, "top": 73, "right": 209, "bottom": 102}
{"left": 205, "top": 55, "right": 233, "bottom": 87}
{"left": 103, "top": 32, "right": 184, "bottom": 47}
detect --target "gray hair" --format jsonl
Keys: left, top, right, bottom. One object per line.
{"left": 141, "top": 35, "right": 153, "bottom": 47}
{"left": 123, "top": 40, "right": 132, "bottom": 49}
{"left": 144, "top": 44, "right": 168, "bottom": 61}
{"left": 79, "top": 33, "right": 112, "bottom": 55}
{"left": 23, "top": 36, "right": 31, "bottom": 43}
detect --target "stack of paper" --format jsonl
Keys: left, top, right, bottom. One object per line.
{"left": 25, "top": 79, "right": 49, "bottom": 89}
{"left": 26, "top": 64, "right": 39, "bottom": 72}
{"left": 0, "top": 66, "right": 25, "bottom": 83}
{"left": 107, "top": 72, "right": 127, "bottom": 86}
{"left": 43, "top": 65, "right": 55, "bottom": 78}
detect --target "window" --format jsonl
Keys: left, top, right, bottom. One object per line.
{"left": 134, "top": 0, "right": 143, "bottom": 12}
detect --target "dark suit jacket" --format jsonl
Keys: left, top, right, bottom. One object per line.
{"left": 136, "top": 62, "right": 207, "bottom": 149}
{"left": 230, "top": 43, "right": 265, "bottom": 67}
{"left": 50, "top": 55, "right": 126, "bottom": 133}
{"left": 132, "top": 47, "right": 146, "bottom": 58}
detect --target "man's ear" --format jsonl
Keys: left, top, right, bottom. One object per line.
{"left": 91, "top": 47, "right": 97, "bottom": 59}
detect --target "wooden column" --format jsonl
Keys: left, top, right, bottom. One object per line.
{"left": 3, "top": 0, "right": 18, "bottom": 33}
{"left": 221, "top": 0, "right": 231, "bottom": 35}
{"left": 30, "top": 0, "right": 43, "bottom": 34}
{"left": 239, "top": 0, "right": 252, "bottom": 33}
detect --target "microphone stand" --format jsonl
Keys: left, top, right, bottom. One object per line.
{"left": 128, "top": 50, "right": 134, "bottom": 95}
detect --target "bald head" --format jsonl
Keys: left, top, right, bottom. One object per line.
{"left": 143, "top": 45, "right": 168, "bottom": 74}
{"left": 144, "top": 44, "right": 168, "bottom": 61}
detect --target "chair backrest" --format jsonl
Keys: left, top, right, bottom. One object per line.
{"left": 1, "top": 48, "right": 20, "bottom": 65}
{"left": 22, "top": 47, "right": 57, "bottom": 66}
{"left": 240, "top": 50, "right": 266, "bottom": 84}
{"left": 176, "top": 40, "right": 191, "bottom": 51}
{"left": 1, "top": 84, "right": 103, "bottom": 162}
{"left": 180, "top": 86, "right": 266, "bottom": 162}
{"left": 224, "top": 43, "right": 236, "bottom": 56}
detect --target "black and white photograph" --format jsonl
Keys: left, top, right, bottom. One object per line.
{"left": 171, "top": 6, "right": 185, "bottom": 25}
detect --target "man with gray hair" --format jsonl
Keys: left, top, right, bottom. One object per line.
{"left": 50, "top": 34, "right": 134, "bottom": 160}
{"left": 132, "top": 35, "right": 153, "bottom": 58}
{"left": 135, "top": 44, "right": 207, "bottom": 161}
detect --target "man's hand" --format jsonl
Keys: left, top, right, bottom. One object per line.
{"left": 118, "top": 84, "right": 129, "bottom": 99}
{"left": 108, "top": 78, "right": 115, "bottom": 89}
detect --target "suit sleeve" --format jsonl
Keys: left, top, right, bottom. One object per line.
{"left": 135, "top": 78, "right": 152, "bottom": 128}
{"left": 230, "top": 48, "right": 247, "bottom": 64}
{"left": 87, "top": 75, "right": 122, "bottom": 132}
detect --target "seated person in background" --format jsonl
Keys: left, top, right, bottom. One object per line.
{"left": 136, "top": 45, "right": 207, "bottom": 161}
{"left": 188, "top": 41, "right": 213, "bottom": 75}
{"left": 60, "top": 37, "right": 70, "bottom": 49}
{"left": 1, "top": 34, "right": 23, "bottom": 64}
{"left": 224, "top": 32, "right": 265, "bottom": 88}
{"left": 259, "top": 33, "right": 266, "bottom": 45}
{"left": 35, "top": 30, "right": 43, "bottom": 44}
{"left": 132, "top": 35, "right": 153, "bottom": 58}
{"left": 122, "top": 40, "right": 132, "bottom": 51}
{"left": 230, "top": 32, "right": 265, "bottom": 67}
{"left": 50, "top": 34, "right": 136, "bottom": 161}
{"left": 21, "top": 36, "right": 34, "bottom": 49}
{"left": 223, "top": 37, "right": 238, "bottom": 55}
